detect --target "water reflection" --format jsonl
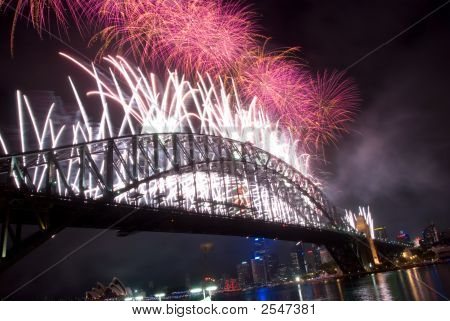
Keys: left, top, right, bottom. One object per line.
{"left": 336, "top": 279, "right": 345, "bottom": 300}
{"left": 297, "top": 284, "right": 303, "bottom": 301}
{"left": 215, "top": 263, "right": 450, "bottom": 301}
{"left": 375, "top": 272, "right": 392, "bottom": 300}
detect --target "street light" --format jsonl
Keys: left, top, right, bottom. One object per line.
{"left": 154, "top": 293, "right": 165, "bottom": 301}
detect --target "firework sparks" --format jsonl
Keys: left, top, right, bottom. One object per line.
{"left": 345, "top": 206, "right": 375, "bottom": 239}
{"left": 0, "top": 54, "right": 338, "bottom": 228}
{"left": 236, "top": 48, "right": 315, "bottom": 139}
{"left": 0, "top": 0, "right": 359, "bottom": 154}
{"left": 305, "top": 70, "right": 359, "bottom": 148}
{"left": 157, "top": 0, "right": 256, "bottom": 74}
{"left": 89, "top": 0, "right": 256, "bottom": 75}
{"left": 0, "top": 0, "right": 81, "bottom": 50}
{"left": 58, "top": 52, "right": 312, "bottom": 176}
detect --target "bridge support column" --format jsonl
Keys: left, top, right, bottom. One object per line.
{"left": 0, "top": 194, "right": 72, "bottom": 274}
{"left": 324, "top": 236, "right": 374, "bottom": 274}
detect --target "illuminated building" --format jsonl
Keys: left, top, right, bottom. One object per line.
{"left": 304, "top": 244, "right": 321, "bottom": 272}
{"left": 396, "top": 230, "right": 411, "bottom": 243}
{"left": 251, "top": 257, "right": 267, "bottom": 286}
{"left": 254, "top": 238, "right": 266, "bottom": 257}
{"left": 374, "top": 226, "right": 387, "bottom": 240}
{"left": 252, "top": 238, "right": 278, "bottom": 282}
{"left": 289, "top": 251, "right": 300, "bottom": 275}
{"left": 313, "top": 246, "right": 322, "bottom": 268}
{"left": 274, "top": 264, "right": 289, "bottom": 282}
{"left": 86, "top": 277, "right": 129, "bottom": 301}
{"left": 290, "top": 242, "right": 307, "bottom": 277}
{"left": 319, "top": 247, "right": 334, "bottom": 264}
{"left": 265, "top": 253, "right": 279, "bottom": 282}
{"left": 422, "top": 224, "right": 439, "bottom": 247}
{"left": 356, "top": 216, "right": 381, "bottom": 266}
{"left": 236, "top": 261, "right": 253, "bottom": 288}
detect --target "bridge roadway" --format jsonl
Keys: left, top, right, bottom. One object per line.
{"left": 0, "top": 133, "right": 408, "bottom": 274}
{"left": 0, "top": 190, "right": 406, "bottom": 274}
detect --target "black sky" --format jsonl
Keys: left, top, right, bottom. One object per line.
{"left": 0, "top": 0, "right": 449, "bottom": 299}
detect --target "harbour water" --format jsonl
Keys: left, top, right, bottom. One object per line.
{"left": 214, "top": 263, "right": 450, "bottom": 301}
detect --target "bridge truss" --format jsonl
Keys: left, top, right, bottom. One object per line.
{"left": 0, "top": 133, "right": 347, "bottom": 228}
{"left": 0, "top": 133, "right": 410, "bottom": 274}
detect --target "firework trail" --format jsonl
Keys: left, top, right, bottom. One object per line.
{"left": 0, "top": 52, "right": 312, "bottom": 175}
{"left": 59, "top": 52, "right": 313, "bottom": 176}
{"left": 0, "top": 0, "right": 81, "bottom": 50}
{"left": 345, "top": 206, "right": 375, "bottom": 239}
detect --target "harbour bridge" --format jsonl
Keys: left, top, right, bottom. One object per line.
{"left": 0, "top": 133, "right": 407, "bottom": 274}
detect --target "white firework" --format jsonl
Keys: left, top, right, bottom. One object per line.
{"left": 345, "top": 205, "right": 375, "bottom": 238}
{"left": 58, "top": 53, "right": 312, "bottom": 176}
{"left": 0, "top": 54, "right": 332, "bottom": 228}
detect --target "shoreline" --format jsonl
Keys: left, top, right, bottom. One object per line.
{"left": 304, "top": 260, "right": 450, "bottom": 284}
{"left": 219, "top": 260, "right": 450, "bottom": 294}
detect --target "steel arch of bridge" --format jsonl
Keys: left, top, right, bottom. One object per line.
{"left": 0, "top": 133, "right": 347, "bottom": 230}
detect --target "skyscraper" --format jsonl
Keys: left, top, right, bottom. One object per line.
{"left": 304, "top": 244, "right": 319, "bottom": 273}
{"left": 252, "top": 238, "right": 278, "bottom": 282}
{"left": 265, "top": 253, "right": 279, "bottom": 282}
{"left": 396, "top": 230, "right": 411, "bottom": 243}
{"left": 251, "top": 257, "right": 267, "bottom": 286}
{"left": 275, "top": 263, "right": 289, "bottom": 282}
{"left": 319, "top": 247, "right": 334, "bottom": 264}
{"left": 253, "top": 238, "right": 266, "bottom": 257}
{"left": 422, "top": 224, "right": 439, "bottom": 247}
{"left": 290, "top": 242, "right": 307, "bottom": 277}
{"left": 236, "top": 261, "right": 253, "bottom": 288}
{"left": 290, "top": 251, "right": 301, "bottom": 275}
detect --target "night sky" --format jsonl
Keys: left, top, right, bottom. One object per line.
{"left": 0, "top": 0, "right": 449, "bottom": 299}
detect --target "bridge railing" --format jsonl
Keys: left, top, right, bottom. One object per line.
{"left": 0, "top": 133, "right": 350, "bottom": 230}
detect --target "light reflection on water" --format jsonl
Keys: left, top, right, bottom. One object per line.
{"left": 215, "top": 263, "right": 450, "bottom": 301}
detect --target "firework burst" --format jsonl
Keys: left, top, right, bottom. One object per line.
{"left": 305, "top": 70, "right": 359, "bottom": 148}
{"left": 236, "top": 48, "right": 312, "bottom": 134}
{"left": 90, "top": 0, "right": 256, "bottom": 75}
{"left": 157, "top": 0, "right": 256, "bottom": 74}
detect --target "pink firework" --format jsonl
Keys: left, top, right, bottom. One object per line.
{"left": 237, "top": 48, "right": 312, "bottom": 131}
{"left": 304, "top": 70, "right": 359, "bottom": 148}
{"left": 157, "top": 0, "right": 256, "bottom": 74}
{"left": 87, "top": 0, "right": 162, "bottom": 61}
{"left": 90, "top": 0, "right": 256, "bottom": 75}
